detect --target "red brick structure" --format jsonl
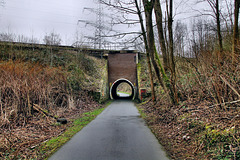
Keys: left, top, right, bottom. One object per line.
{"left": 108, "top": 51, "right": 138, "bottom": 99}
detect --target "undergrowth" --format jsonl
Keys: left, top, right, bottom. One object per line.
{"left": 0, "top": 60, "right": 68, "bottom": 128}
{"left": 139, "top": 46, "right": 240, "bottom": 159}
{"left": 0, "top": 45, "right": 107, "bottom": 159}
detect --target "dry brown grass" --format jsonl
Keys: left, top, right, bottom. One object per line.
{"left": 0, "top": 43, "right": 107, "bottom": 159}
{"left": 0, "top": 60, "right": 68, "bottom": 128}
{"left": 0, "top": 59, "right": 102, "bottom": 159}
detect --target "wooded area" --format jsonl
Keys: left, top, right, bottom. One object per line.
{"left": 100, "top": 0, "right": 240, "bottom": 159}
{"left": 100, "top": 0, "right": 239, "bottom": 104}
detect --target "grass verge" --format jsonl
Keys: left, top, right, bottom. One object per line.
{"left": 39, "top": 106, "right": 108, "bottom": 159}
{"left": 136, "top": 105, "right": 147, "bottom": 119}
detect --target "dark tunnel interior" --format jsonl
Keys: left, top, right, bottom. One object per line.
{"left": 110, "top": 79, "right": 134, "bottom": 100}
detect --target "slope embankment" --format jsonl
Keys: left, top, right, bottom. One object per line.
{"left": 138, "top": 54, "right": 240, "bottom": 159}
{"left": 0, "top": 43, "right": 108, "bottom": 159}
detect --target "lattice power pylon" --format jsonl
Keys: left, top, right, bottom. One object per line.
{"left": 78, "top": 0, "right": 109, "bottom": 50}
{"left": 95, "top": 1, "right": 103, "bottom": 49}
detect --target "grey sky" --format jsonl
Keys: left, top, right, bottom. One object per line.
{"left": 0, "top": 0, "right": 98, "bottom": 45}
{"left": 0, "top": 0, "right": 234, "bottom": 46}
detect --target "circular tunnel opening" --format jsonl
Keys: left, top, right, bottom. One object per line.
{"left": 110, "top": 79, "right": 135, "bottom": 100}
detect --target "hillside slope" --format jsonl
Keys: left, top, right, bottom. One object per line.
{"left": 0, "top": 44, "right": 107, "bottom": 159}
{"left": 138, "top": 54, "right": 240, "bottom": 159}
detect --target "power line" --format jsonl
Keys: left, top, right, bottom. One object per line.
{"left": 79, "top": 0, "right": 119, "bottom": 49}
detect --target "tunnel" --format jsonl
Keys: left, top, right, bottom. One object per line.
{"left": 110, "top": 78, "right": 135, "bottom": 100}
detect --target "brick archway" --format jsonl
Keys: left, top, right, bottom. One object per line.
{"left": 108, "top": 51, "right": 138, "bottom": 100}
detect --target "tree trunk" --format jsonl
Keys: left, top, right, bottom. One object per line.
{"left": 216, "top": 0, "right": 223, "bottom": 57}
{"left": 154, "top": 0, "right": 169, "bottom": 71}
{"left": 135, "top": 0, "right": 156, "bottom": 101}
{"left": 232, "top": 0, "right": 240, "bottom": 62}
{"left": 167, "top": 0, "right": 174, "bottom": 77}
{"left": 143, "top": 0, "right": 169, "bottom": 100}
{"left": 167, "top": 0, "right": 178, "bottom": 104}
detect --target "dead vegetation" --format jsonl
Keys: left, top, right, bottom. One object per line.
{"left": 0, "top": 46, "right": 106, "bottom": 159}
{"left": 139, "top": 48, "right": 240, "bottom": 159}
{"left": 0, "top": 93, "right": 100, "bottom": 159}
{"left": 0, "top": 60, "right": 68, "bottom": 128}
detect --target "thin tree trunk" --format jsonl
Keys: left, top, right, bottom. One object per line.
{"left": 166, "top": 0, "right": 178, "bottom": 104}
{"left": 167, "top": 0, "right": 174, "bottom": 76}
{"left": 216, "top": 0, "right": 223, "bottom": 57}
{"left": 232, "top": 0, "right": 240, "bottom": 62}
{"left": 154, "top": 0, "right": 169, "bottom": 71}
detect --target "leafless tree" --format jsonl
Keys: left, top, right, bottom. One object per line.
{"left": 195, "top": 0, "right": 223, "bottom": 59}
{"left": 141, "top": 0, "right": 157, "bottom": 100}
{"left": 215, "top": 0, "right": 223, "bottom": 56}
{"left": 0, "top": 32, "right": 16, "bottom": 42}
{"left": 166, "top": 0, "right": 178, "bottom": 104}
{"left": 43, "top": 31, "right": 61, "bottom": 66}
{"left": 98, "top": 0, "right": 143, "bottom": 44}
{"left": 174, "top": 21, "right": 187, "bottom": 57}
{"left": 43, "top": 31, "right": 61, "bottom": 46}
{"left": 99, "top": 0, "right": 158, "bottom": 100}
{"left": 189, "top": 18, "right": 216, "bottom": 59}
{"left": 72, "top": 29, "right": 85, "bottom": 48}
{"left": 17, "top": 35, "right": 30, "bottom": 43}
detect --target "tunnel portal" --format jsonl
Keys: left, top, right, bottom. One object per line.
{"left": 110, "top": 79, "right": 135, "bottom": 99}
{"left": 108, "top": 51, "right": 138, "bottom": 100}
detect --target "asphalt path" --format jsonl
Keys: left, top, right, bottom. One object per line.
{"left": 49, "top": 100, "right": 169, "bottom": 160}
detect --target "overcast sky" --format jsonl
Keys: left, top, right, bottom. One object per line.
{"left": 0, "top": 0, "right": 190, "bottom": 45}
{"left": 0, "top": 0, "right": 233, "bottom": 47}
{"left": 0, "top": 0, "right": 101, "bottom": 45}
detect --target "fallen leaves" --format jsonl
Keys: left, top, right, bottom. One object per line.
{"left": 139, "top": 98, "right": 240, "bottom": 159}
{"left": 0, "top": 94, "right": 101, "bottom": 159}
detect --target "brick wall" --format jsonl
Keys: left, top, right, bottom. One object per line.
{"left": 108, "top": 53, "right": 137, "bottom": 86}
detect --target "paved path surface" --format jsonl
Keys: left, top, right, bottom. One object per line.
{"left": 49, "top": 100, "right": 169, "bottom": 160}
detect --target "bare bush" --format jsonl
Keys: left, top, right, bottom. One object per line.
{"left": 177, "top": 46, "right": 240, "bottom": 108}
{"left": 43, "top": 31, "right": 61, "bottom": 46}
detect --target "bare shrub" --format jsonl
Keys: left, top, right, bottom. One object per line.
{"left": 177, "top": 48, "right": 240, "bottom": 107}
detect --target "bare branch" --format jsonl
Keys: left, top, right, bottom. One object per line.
{"left": 99, "top": 0, "right": 138, "bottom": 14}
{"left": 101, "top": 31, "right": 142, "bottom": 38}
